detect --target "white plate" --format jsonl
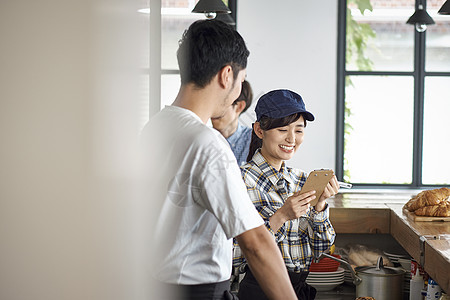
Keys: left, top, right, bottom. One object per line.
{"left": 307, "top": 274, "right": 344, "bottom": 279}
{"left": 307, "top": 281, "right": 344, "bottom": 292}
{"left": 307, "top": 275, "right": 344, "bottom": 280}
{"left": 383, "top": 251, "right": 410, "bottom": 259}
{"left": 306, "top": 278, "right": 344, "bottom": 284}
{"left": 308, "top": 273, "right": 344, "bottom": 278}
{"left": 397, "top": 258, "right": 411, "bottom": 270}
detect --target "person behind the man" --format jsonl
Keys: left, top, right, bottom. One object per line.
{"left": 211, "top": 80, "right": 253, "bottom": 166}
{"left": 140, "top": 19, "right": 297, "bottom": 300}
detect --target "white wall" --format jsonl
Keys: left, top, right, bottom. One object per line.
{"left": 238, "top": 0, "right": 338, "bottom": 173}
{"left": 0, "top": 1, "right": 152, "bottom": 299}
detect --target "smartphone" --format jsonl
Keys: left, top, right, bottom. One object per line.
{"left": 299, "top": 169, "right": 334, "bottom": 206}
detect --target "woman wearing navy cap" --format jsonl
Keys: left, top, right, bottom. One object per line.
{"left": 233, "top": 89, "right": 339, "bottom": 299}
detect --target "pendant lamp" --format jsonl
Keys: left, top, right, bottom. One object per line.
{"left": 406, "top": 4, "right": 435, "bottom": 32}
{"left": 215, "top": 13, "right": 236, "bottom": 25}
{"left": 192, "top": 0, "right": 231, "bottom": 19}
{"left": 438, "top": 0, "right": 450, "bottom": 14}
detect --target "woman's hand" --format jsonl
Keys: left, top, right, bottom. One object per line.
{"left": 269, "top": 190, "right": 316, "bottom": 232}
{"left": 315, "top": 175, "right": 339, "bottom": 212}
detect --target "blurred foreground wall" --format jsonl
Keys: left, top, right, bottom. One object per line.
{"left": 0, "top": 1, "right": 156, "bottom": 299}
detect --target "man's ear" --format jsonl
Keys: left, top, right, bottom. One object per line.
{"left": 218, "top": 65, "right": 233, "bottom": 89}
{"left": 253, "top": 122, "right": 264, "bottom": 139}
{"left": 234, "top": 100, "right": 246, "bottom": 115}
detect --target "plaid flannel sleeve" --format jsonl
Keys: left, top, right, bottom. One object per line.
{"left": 246, "top": 187, "right": 288, "bottom": 243}
{"left": 232, "top": 238, "right": 245, "bottom": 268}
{"left": 305, "top": 204, "right": 336, "bottom": 257}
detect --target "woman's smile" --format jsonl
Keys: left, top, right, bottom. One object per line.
{"left": 279, "top": 144, "right": 295, "bottom": 152}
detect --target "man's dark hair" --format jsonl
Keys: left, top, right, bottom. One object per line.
{"left": 233, "top": 80, "right": 253, "bottom": 114}
{"left": 177, "top": 19, "right": 250, "bottom": 88}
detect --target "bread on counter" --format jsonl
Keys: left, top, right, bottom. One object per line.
{"left": 404, "top": 187, "right": 450, "bottom": 217}
{"left": 414, "top": 201, "right": 450, "bottom": 217}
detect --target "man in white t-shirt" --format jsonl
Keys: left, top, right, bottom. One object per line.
{"left": 141, "top": 20, "right": 297, "bottom": 299}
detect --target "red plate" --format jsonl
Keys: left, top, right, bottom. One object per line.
{"left": 309, "top": 254, "right": 341, "bottom": 272}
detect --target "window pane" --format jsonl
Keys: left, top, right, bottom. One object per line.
{"left": 347, "top": 0, "right": 415, "bottom": 72}
{"left": 425, "top": 3, "right": 450, "bottom": 72}
{"left": 344, "top": 76, "right": 414, "bottom": 184}
{"left": 162, "top": 1, "right": 206, "bottom": 70}
{"left": 161, "top": 74, "right": 181, "bottom": 108}
{"left": 139, "top": 73, "right": 150, "bottom": 131}
{"left": 422, "top": 77, "right": 450, "bottom": 185}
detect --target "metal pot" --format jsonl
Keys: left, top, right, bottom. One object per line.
{"left": 316, "top": 254, "right": 405, "bottom": 300}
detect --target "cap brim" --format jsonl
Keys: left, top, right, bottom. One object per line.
{"left": 303, "top": 111, "right": 315, "bottom": 121}
{"left": 290, "top": 108, "right": 314, "bottom": 122}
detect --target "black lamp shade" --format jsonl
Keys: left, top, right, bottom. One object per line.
{"left": 407, "top": 8, "right": 435, "bottom": 25}
{"left": 438, "top": 0, "right": 450, "bottom": 15}
{"left": 215, "top": 13, "right": 235, "bottom": 25}
{"left": 192, "top": 0, "right": 231, "bottom": 14}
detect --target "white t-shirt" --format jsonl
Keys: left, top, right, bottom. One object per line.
{"left": 141, "top": 106, "right": 263, "bottom": 285}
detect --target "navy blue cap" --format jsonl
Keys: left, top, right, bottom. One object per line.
{"left": 255, "top": 89, "right": 315, "bottom": 122}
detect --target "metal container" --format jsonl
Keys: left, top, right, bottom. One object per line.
{"left": 355, "top": 257, "right": 405, "bottom": 300}
{"left": 316, "top": 254, "right": 405, "bottom": 300}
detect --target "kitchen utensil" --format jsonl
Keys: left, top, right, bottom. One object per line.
{"left": 316, "top": 253, "right": 405, "bottom": 300}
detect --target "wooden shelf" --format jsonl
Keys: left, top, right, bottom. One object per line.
{"left": 328, "top": 191, "right": 450, "bottom": 294}
{"left": 331, "top": 208, "right": 390, "bottom": 234}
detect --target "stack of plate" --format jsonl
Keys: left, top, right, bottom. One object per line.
{"left": 403, "top": 267, "right": 412, "bottom": 295}
{"left": 383, "top": 251, "right": 410, "bottom": 268}
{"left": 397, "top": 257, "right": 412, "bottom": 270}
{"left": 343, "top": 268, "right": 354, "bottom": 284}
{"left": 383, "top": 252, "right": 413, "bottom": 295}
{"left": 306, "top": 267, "right": 345, "bottom": 292}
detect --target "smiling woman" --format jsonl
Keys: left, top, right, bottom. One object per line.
{"left": 233, "top": 89, "right": 340, "bottom": 300}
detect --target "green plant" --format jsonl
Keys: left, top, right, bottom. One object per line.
{"left": 346, "top": 0, "right": 376, "bottom": 71}
{"left": 343, "top": 0, "right": 376, "bottom": 182}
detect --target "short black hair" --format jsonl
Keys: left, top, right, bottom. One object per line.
{"left": 233, "top": 80, "right": 253, "bottom": 114}
{"left": 177, "top": 19, "right": 250, "bottom": 88}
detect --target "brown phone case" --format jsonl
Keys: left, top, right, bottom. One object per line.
{"left": 299, "top": 169, "right": 334, "bottom": 206}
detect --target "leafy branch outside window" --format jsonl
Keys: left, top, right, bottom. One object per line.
{"left": 343, "top": 0, "right": 376, "bottom": 181}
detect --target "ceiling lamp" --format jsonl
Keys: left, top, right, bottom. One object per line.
{"left": 192, "top": 0, "right": 231, "bottom": 19}
{"left": 407, "top": 4, "right": 435, "bottom": 32}
{"left": 215, "top": 13, "right": 236, "bottom": 25}
{"left": 438, "top": 0, "right": 450, "bottom": 14}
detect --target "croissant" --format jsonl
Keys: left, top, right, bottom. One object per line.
{"left": 404, "top": 195, "right": 418, "bottom": 211}
{"left": 414, "top": 201, "right": 450, "bottom": 217}
{"left": 405, "top": 187, "right": 450, "bottom": 212}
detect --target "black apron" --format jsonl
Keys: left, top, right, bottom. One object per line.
{"left": 157, "top": 279, "right": 238, "bottom": 300}
{"left": 237, "top": 268, "right": 317, "bottom": 300}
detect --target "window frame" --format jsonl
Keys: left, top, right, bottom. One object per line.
{"left": 161, "top": 0, "right": 237, "bottom": 77}
{"left": 336, "top": 0, "right": 450, "bottom": 188}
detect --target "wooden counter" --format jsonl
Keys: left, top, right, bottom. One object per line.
{"left": 328, "top": 190, "right": 450, "bottom": 294}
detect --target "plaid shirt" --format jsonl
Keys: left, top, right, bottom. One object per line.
{"left": 233, "top": 150, "right": 336, "bottom": 273}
